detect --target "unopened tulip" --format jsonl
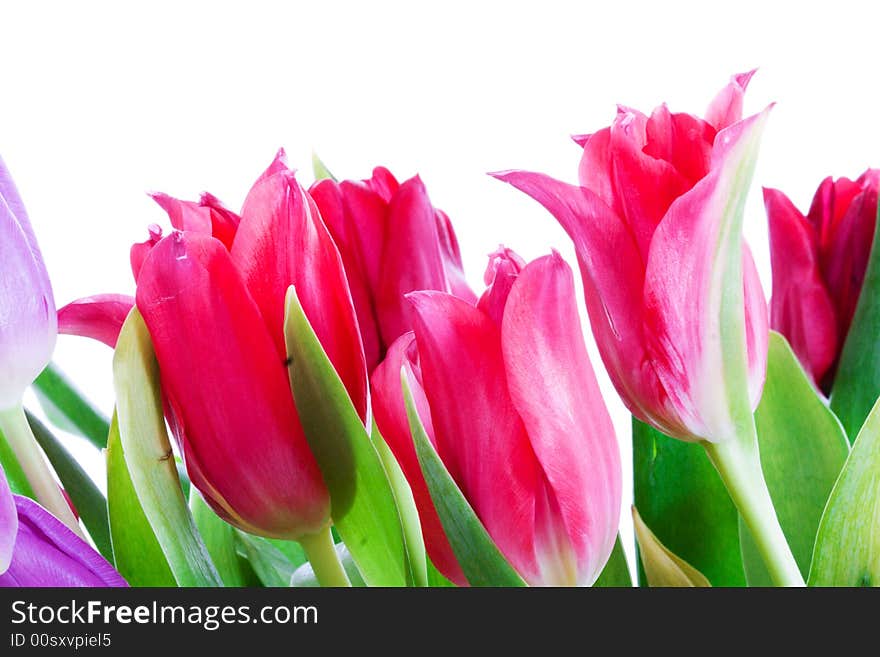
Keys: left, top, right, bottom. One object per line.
{"left": 764, "top": 170, "right": 879, "bottom": 391}
{"left": 310, "top": 168, "right": 475, "bottom": 371}
{"left": 372, "top": 248, "right": 621, "bottom": 586}
{"left": 0, "top": 465, "right": 126, "bottom": 587}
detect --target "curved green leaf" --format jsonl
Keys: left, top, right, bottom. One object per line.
{"left": 633, "top": 506, "right": 711, "bottom": 587}
{"left": 190, "top": 490, "right": 251, "bottom": 587}
{"left": 107, "top": 413, "right": 175, "bottom": 586}
{"left": 831, "top": 201, "right": 880, "bottom": 442}
{"left": 283, "top": 286, "right": 410, "bottom": 587}
{"left": 633, "top": 418, "right": 745, "bottom": 586}
{"left": 593, "top": 536, "right": 632, "bottom": 587}
{"left": 311, "top": 152, "right": 337, "bottom": 182}
{"left": 402, "top": 373, "right": 526, "bottom": 587}
{"left": 0, "top": 430, "right": 34, "bottom": 498}
{"left": 740, "top": 332, "right": 850, "bottom": 585}
{"left": 235, "top": 531, "right": 307, "bottom": 587}
{"left": 113, "top": 308, "right": 222, "bottom": 587}
{"left": 34, "top": 362, "right": 110, "bottom": 449}
{"left": 26, "top": 410, "right": 112, "bottom": 561}
{"left": 809, "top": 395, "right": 880, "bottom": 586}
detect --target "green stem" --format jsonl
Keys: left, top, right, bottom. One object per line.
{"left": 0, "top": 404, "right": 84, "bottom": 538}
{"left": 703, "top": 425, "right": 804, "bottom": 587}
{"left": 299, "top": 525, "right": 351, "bottom": 587}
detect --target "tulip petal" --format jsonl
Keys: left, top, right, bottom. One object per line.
{"left": 643, "top": 105, "right": 716, "bottom": 186}
{"left": 0, "top": 466, "right": 17, "bottom": 573}
{"left": 643, "top": 109, "right": 770, "bottom": 442}
{"left": 705, "top": 69, "right": 756, "bottom": 131}
{"left": 434, "top": 209, "right": 477, "bottom": 304}
{"left": 365, "top": 166, "right": 400, "bottom": 203}
{"left": 130, "top": 224, "right": 163, "bottom": 282}
{"left": 477, "top": 247, "right": 525, "bottom": 327}
{"left": 57, "top": 294, "right": 135, "bottom": 348}
{"left": 370, "top": 333, "right": 465, "bottom": 585}
{"left": 764, "top": 187, "right": 838, "bottom": 385}
{"left": 136, "top": 232, "right": 329, "bottom": 539}
{"left": 0, "top": 496, "right": 126, "bottom": 587}
{"left": 408, "top": 291, "right": 541, "bottom": 583}
{"left": 501, "top": 253, "right": 621, "bottom": 585}
{"left": 233, "top": 162, "right": 368, "bottom": 421}
{"left": 490, "top": 170, "right": 683, "bottom": 435}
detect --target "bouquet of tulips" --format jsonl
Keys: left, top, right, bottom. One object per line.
{"left": 1, "top": 72, "right": 876, "bottom": 588}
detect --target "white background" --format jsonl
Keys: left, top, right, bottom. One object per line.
{"left": 2, "top": 0, "right": 879, "bottom": 578}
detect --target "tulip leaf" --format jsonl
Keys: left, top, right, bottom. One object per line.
{"left": 33, "top": 362, "right": 111, "bottom": 449}
{"left": 25, "top": 410, "right": 113, "bottom": 562}
{"left": 311, "top": 152, "right": 338, "bottom": 182}
{"left": 370, "top": 420, "right": 428, "bottom": 587}
{"left": 633, "top": 506, "right": 711, "bottom": 587}
{"left": 809, "top": 395, "right": 880, "bottom": 586}
{"left": 234, "top": 531, "right": 307, "bottom": 587}
{"left": 0, "top": 432, "right": 34, "bottom": 498}
{"left": 402, "top": 374, "right": 526, "bottom": 587}
{"left": 291, "top": 542, "right": 367, "bottom": 587}
{"left": 283, "top": 286, "right": 411, "bottom": 587}
{"left": 112, "top": 308, "right": 222, "bottom": 587}
{"left": 831, "top": 202, "right": 880, "bottom": 442}
{"left": 106, "top": 413, "right": 176, "bottom": 587}
{"left": 593, "top": 536, "right": 632, "bottom": 587}
{"left": 190, "top": 490, "right": 252, "bottom": 587}
{"left": 739, "top": 332, "right": 850, "bottom": 585}
{"left": 632, "top": 418, "right": 745, "bottom": 586}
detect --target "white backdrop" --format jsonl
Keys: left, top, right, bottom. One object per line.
{"left": 2, "top": 0, "right": 879, "bottom": 577}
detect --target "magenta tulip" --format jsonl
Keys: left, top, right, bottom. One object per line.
{"left": 492, "top": 73, "right": 770, "bottom": 444}
{"left": 372, "top": 248, "right": 621, "bottom": 586}
{"left": 310, "top": 168, "right": 475, "bottom": 371}
{"left": 764, "top": 170, "right": 879, "bottom": 390}
{"left": 0, "top": 466, "right": 126, "bottom": 587}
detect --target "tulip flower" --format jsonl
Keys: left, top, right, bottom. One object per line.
{"left": 0, "top": 465, "right": 126, "bottom": 587}
{"left": 58, "top": 151, "right": 369, "bottom": 574}
{"left": 372, "top": 248, "right": 621, "bottom": 586}
{"left": 493, "top": 73, "right": 804, "bottom": 586}
{"left": 764, "top": 170, "right": 880, "bottom": 391}
{"left": 310, "top": 168, "right": 476, "bottom": 371}
{"left": 0, "top": 156, "right": 80, "bottom": 535}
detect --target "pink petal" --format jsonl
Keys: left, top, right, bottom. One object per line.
{"left": 57, "top": 294, "right": 135, "bottom": 348}
{"left": 233, "top": 161, "right": 368, "bottom": 421}
{"left": 434, "top": 209, "right": 477, "bottom": 304}
{"left": 765, "top": 187, "right": 838, "bottom": 386}
{"left": 136, "top": 231, "right": 330, "bottom": 539}
{"left": 370, "top": 333, "right": 465, "bottom": 585}
{"left": 489, "top": 170, "right": 682, "bottom": 435}
{"left": 577, "top": 127, "right": 619, "bottom": 216}
{"left": 705, "top": 69, "right": 756, "bottom": 131}
{"left": 0, "top": 466, "right": 17, "bottom": 573}
{"left": 477, "top": 246, "right": 525, "bottom": 327}
{"left": 643, "top": 104, "right": 716, "bottom": 185}
{"left": 365, "top": 166, "right": 400, "bottom": 202}
{"left": 130, "top": 224, "right": 163, "bottom": 282}
{"left": 408, "top": 291, "right": 541, "bottom": 583}
{"left": 501, "top": 253, "right": 621, "bottom": 585}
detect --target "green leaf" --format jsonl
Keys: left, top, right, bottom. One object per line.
{"left": 291, "top": 543, "right": 367, "bottom": 587}
{"left": 235, "top": 532, "right": 308, "bottom": 587}
{"left": 283, "top": 286, "right": 410, "bottom": 587}
{"left": 633, "top": 506, "right": 711, "bottom": 587}
{"left": 593, "top": 536, "right": 632, "bottom": 587}
{"left": 740, "top": 332, "right": 850, "bottom": 585}
{"left": 831, "top": 201, "right": 880, "bottom": 442}
{"left": 370, "top": 420, "right": 428, "bottom": 587}
{"left": 0, "top": 430, "right": 34, "bottom": 498}
{"left": 190, "top": 490, "right": 252, "bottom": 587}
{"left": 26, "top": 410, "right": 113, "bottom": 562}
{"left": 33, "top": 362, "right": 111, "bottom": 449}
{"left": 107, "top": 413, "right": 176, "bottom": 586}
{"left": 402, "top": 373, "right": 526, "bottom": 587}
{"left": 809, "top": 395, "right": 880, "bottom": 586}
{"left": 632, "top": 418, "right": 745, "bottom": 586}
{"left": 113, "top": 308, "right": 222, "bottom": 587}
{"left": 311, "top": 152, "right": 337, "bottom": 182}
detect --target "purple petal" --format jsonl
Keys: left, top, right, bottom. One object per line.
{"left": 0, "top": 466, "right": 17, "bottom": 573}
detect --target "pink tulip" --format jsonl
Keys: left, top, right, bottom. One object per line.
{"left": 372, "top": 248, "right": 621, "bottom": 586}
{"left": 492, "top": 73, "right": 770, "bottom": 444}
{"left": 310, "top": 168, "right": 475, "bottom": 371}
{"left": 60, "top": 150, "right": 370, "bottom": 541}
{"left": 764, "top": 170, "right": 879, "bottom": 390}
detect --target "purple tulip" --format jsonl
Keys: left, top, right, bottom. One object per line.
{"left": 0, "top": 467, "right": 126, "bottom": 587}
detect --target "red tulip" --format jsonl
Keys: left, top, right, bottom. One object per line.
{"left": 60, "top": 150, "right": 370, "bottom": 541}
{"left": 764, "top": 170, "right": 880, "bottom": 390}
{"left": 493, "top": 73, "right": 770, "bottom": 444}
{"left": 372, "top": 248, "right": 621, "bottom": 586}
{"left": 310, "top": 168, "right": 475, "bottom": 371}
